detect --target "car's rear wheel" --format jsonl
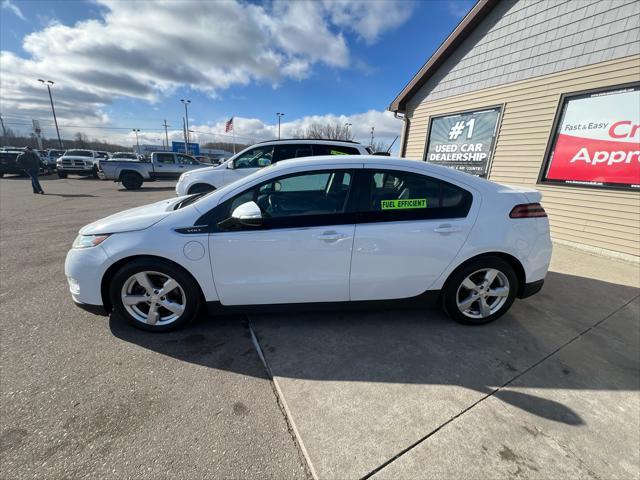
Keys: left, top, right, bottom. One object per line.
{"left": 109, "top": 259, "right": 202, "bottom": 332}
{"left": 442, "top": 256, "right": 518, "bottom": 325}
{"left": 57, "top": 171, "right": 67, "bottom": 179}
{"left": 188, "top": 183, "right": 215, "bottom": 195}
{"left": 121, "top": 172, "right": 143, "bottom": 190}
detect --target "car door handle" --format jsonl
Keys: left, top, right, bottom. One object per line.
{"left": 315, "top": 231, "right": 347, "bottom": 242}
{"left": 434, "top": 224, "right": 461, "bottom": 234}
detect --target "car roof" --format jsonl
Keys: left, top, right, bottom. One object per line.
{"left": 273, "top": 155, "right": 499, "bottom": 190}
{"left": 254, "top": 138, "right": 364, "bottom": 147}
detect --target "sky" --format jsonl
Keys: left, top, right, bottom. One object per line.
{"left": 0, "top": 0, "right": 474, "bottom": 151}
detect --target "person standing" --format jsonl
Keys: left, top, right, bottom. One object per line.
{"left": 17, "top": 146, "right": 44, "bottom": 194}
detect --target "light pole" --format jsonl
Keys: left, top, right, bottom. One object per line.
{"left": 180, "top": 99, "right": 191, "bottom": 149}
{"left": 162, "top": 120, "right": 170, "bottom": 150}
{"left": 276, "top": 112, "right": 285, "bottom": 139}
{"left": 38, "top": 79, "right": 63, "bottom": 148}
{"left": 370, "top": 126, "right": 375, "bottom": 147}
{"left": 132, "top": 128, "right": 141, "bottom": 153}
{"left": 344, "top": 123, "right": 352, "bottom": 140}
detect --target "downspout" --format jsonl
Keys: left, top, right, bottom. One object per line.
{"left": 394, "top": 110, "right": 409, "bottom": 158}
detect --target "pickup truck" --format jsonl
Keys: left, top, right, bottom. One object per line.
{"left": 57, "top": 149, "right": 100, "bottom": 178}
{"left": 99, "top": 151, "right": 207, "bottom": 189}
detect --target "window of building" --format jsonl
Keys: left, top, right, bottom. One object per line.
{"left": 539, "top": 83, "right": 640, "bottom": 190}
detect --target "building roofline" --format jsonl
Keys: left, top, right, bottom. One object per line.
{"left": 388, "top": 0, "right": 498, "bottom": 114}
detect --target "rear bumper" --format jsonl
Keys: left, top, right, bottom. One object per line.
{"left": 519, "top": 279, "right": 544, "bottom": 299}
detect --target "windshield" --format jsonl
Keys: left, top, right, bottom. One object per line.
{"left": 65, "top": 150, "right": 93, "bottom": 157}
{"left": 49, "top": 150, "right": 64, "bottom": 157}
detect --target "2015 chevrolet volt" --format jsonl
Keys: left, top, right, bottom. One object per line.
{"left": 65, "top": 156, "right": 552, "bottom": 332}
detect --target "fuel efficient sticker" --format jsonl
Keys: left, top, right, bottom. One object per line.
{"left": 381, "top": 198, "right": 427, "bottom": 210}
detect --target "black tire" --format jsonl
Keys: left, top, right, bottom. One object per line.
{"left": 58, "top": 171, "right": 68, "bottom": 179}
{"left": 109, "top": 258, "right": 202, "bottom": 332}
{"left": 0, "top": 173, "right": 4, "bottom": 178}
{"left": 188, "top": 183, "right": 215, "bottom": 195}
{"left": 92, "top": 166, "right": 100, "bottom": 179}
{"left": 121, "top": 172, "right": 143, "bottom": 190}
{"left": 442, "top": 255, "right": 518, "bottom": 325}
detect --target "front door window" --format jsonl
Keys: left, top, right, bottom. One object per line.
{"left": 233, "top": 146, "right": 274, "bottom": 169}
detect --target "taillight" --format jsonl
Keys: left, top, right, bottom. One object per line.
{"left": 510, "top": 203, "right": 547, "bottom": 218}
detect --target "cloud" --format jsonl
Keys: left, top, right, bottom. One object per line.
{"left": 443, "top": 0, "right": 474, "bottom": 19}
{"left": 120, "top": 110, "right": 403, "bottom": 154}
{"left": 1, "top": 0, "right": 25, "bottom": 21}
{"left": 0, "top": 0, "right": 413, "bottom": 126}
{"left": 323, "top": 0, "right": 415, "bottom": 44}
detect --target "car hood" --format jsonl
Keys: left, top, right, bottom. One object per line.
{"left": 60, "top": 156, "right": 94, "bottom": 161}
{"left": 80, "top": 196, "right": 188, "bottom": 235}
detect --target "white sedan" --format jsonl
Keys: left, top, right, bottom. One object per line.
{"left": 65, "top": 156, "right": 552, "bottom": 331}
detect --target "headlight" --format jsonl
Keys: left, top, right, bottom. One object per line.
{"left": 72, "top": 234, "right": 110, "bottom": 249}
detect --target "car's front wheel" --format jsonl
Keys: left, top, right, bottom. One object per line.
{"left": 109, "top": 259, "right": 202, "bottom": 332}
{"left": 442, "top": 256, "right": 518, "bottom": 325}
{"left": 57, "top": 171, "right": 67, "bottom": 178}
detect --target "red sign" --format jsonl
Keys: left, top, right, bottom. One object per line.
{"left": 542, "top": 85, "right": 640, "bottom": 190}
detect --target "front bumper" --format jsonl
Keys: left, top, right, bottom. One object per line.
{"left": 73, "top": 298, "right": 108, "bottom": 316}
{"left": 65, "top": 245, "right": 113, "bottom": 307}
{"left": 175, "top": 179, "right": 187, "bottom": 196}
{"left": 58, "top": 167, "right": 95, "bottom": 175}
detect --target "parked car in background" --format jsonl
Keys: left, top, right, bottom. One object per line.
{"left": 0, "top": 150, "right": 26, "bottom": 177}
{"left": 175, "top": 139, "right": 370, "bottom": 195}
{"left": 65, "top": 155, "right": 552, "bottom": 332}
{"left": 0, "top": 149, "right": 51, "bottom": 177}
{"left": 99, "top": 151, "right": 207, "bottom": 189}
{"left": 96, "top": 151, "right": 111, "bottom": 162}
{"left": 48, "top": 149, "right": 65, "bottom": 171}
{"left": 48, "top": 149, "right": 65, "bottom": 162}
{"left": 108, "top": 152, "right": 141, "bottom": 161}
{"left": 35, "top": 149, "right": 55, "bottom": 173}
{"left": 57, "top": 149, "right": 100, "bottom": 178}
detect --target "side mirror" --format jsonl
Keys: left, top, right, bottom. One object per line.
{"left": 258, "top": 158, "right": 271, "bottom": 167}
{"left": 227, "top": 160, "right": 235, "bottom": 169}
{"left": 231, "top": 201, "right": 262, "bottom": 227}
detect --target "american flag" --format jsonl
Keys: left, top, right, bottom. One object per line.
{"left": 225, "top": 117, "right": 233, "bottom": 133}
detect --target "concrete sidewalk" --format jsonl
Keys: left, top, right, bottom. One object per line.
{"left": 249, "top": 245, "right": 640, "bottom": 479}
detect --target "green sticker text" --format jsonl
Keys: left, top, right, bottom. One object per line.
{"left": 380, "top": 198, "right": 427, "bottom": 210}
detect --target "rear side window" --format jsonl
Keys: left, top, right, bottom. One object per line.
{"left": 272, "top": 144, "right": 313, "bottom": 162}
{"left": 312, "top": 145, "right": 360, "bottom": 156}
{"left": 178, "top": 154, "right": 198, "bottom": 165}
{"left": 361, "top": 170, "right": 472, "bottom": 220}
{"left": 156, "top": 153, "right": 175, "bottom": 164}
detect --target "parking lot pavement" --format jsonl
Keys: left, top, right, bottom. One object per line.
{"left": 249, "top": 246, "right": 640, "bottom": 479}
{"left": 0, "top": 176, "right": 309, "bottom": 479}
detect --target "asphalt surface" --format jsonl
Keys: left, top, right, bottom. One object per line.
{"left": 0, "top": 175, "right": 310, "bottom": 479}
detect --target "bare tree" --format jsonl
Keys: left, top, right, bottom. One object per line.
{"left": 370, "top": 140, "right": 390, "bottom": 153}
{"left": 74, "top": 132, "right": 89, "bottom": 147}
{"left": 293, "top": 122, "right": 354, "bottom": 141}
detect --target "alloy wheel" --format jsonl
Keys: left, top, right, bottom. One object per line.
{"left": 121, "top": 271, "right": 186, "bottom": 325}
{"left": 455, "top": 268, "right": 510, "bottom": 319}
